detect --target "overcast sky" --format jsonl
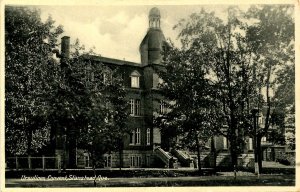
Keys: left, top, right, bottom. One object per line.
{"left": 35, "top": 5, "right": 248, "bottom": 63}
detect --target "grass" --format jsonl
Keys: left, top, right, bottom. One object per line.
{"left": 5, "top": 174, "right": 295, "bottom": 187}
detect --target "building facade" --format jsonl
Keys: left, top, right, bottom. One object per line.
{"left": 54, "top": 7, "right": 293, "bottom": 170}
{"left": 55, "top": 7, "right": 175, "bottom": 169}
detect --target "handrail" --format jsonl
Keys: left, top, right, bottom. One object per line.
{"left": 154, "top": 147, "right": 171, "bottom": 166}
{"left": 176, "top": 150, "right": 190, "bottom": 160}
{"left": 156, "top": 147, "right": 171, "bottom": 159}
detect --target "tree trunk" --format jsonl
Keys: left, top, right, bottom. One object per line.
{"left": 195, "top": 135, "right": 202, "bottom": 175}
{"left": 257, "top": 134, "right": 262, "bottom": 173}
{"left": 92, "top": 151, "right": 97, "bottom": 187}
{"left": 68, "top": 123, "right": 77, "bottom": 168}
{"left": 229, "top": 128, "right": 238, "bottom": 170}
{"left": 27, "top": 129, "right": 32, "bottom": 155}
{"left": 211, "top": 137, "right": 216, "bottom": 169}
{"left": 118, "top": 139, "right": 123, "bottom": 170}
{"left": 257, "top": 64, "right": 272, "bottom": 174}
{"left": 50, "top": 122, "right": 56, "bottom": 155}
{"left": 230, "top": 145, "right": 237, "bottom": 171}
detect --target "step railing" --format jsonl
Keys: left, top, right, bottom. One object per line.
{"left": 171, "top": 149, "right": 193, "bottom": 167}
{"left": 154, "top": 147, "right": 171, "bottom": 167}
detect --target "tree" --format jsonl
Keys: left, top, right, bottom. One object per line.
{"left": 285, "top": 132, "right": 295, "bottom": 150}
{"left": 159, "top": 5, "right": 294, "bottom": 172}
{"left": 50, "top": 38, "right": 129, "bottom": 173}
{"left": 75, "top": 56, "right": 130, "bottom": 170}
{"left": 5, "top": 6, "right": 63, "bottom": 156}
{"left": 169, "top": 7, "right": 258, "bottom": 170}
{"left": 155, "top": 39, "right": 222, "bottom": 174}
{"left": 245, "top": 5, "right": 294, "bottom": 172}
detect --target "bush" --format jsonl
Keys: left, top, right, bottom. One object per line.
{"left": 276, "top": 158, "right": 291, "bottom": 166}
{"left": 275, "top": 151, "right": 296, "bottom": 166}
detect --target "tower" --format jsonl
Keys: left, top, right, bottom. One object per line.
{"left": 140, "top": 7, "right": 167, "bottom": 66}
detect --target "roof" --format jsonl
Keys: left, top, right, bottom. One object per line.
{"left": 82, "top": 54, "right": 164, "bottom": 68}
{"left": 82, "top": 54, "right": 141, "bottom": 67}
{"left": 139, "top": 28, "right": 166, "bottom": 51}
{"left": 149, "top": 7, "right": 160, "bottom": 18}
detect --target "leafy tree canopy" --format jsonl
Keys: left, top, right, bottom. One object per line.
{"left": 5, "top": 6, "right": 63, "bottom": 155}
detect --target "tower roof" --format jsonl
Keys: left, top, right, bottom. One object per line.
{"left": 140, "top": 7, "right": 167, "bottom": 65}
{"left": 149, "top": 7, "right": 160, "bottom": 18}
{"left": 140, "top": 29, "right": 166, "bottom": 50}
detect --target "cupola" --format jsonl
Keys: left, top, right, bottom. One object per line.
{"left": 149, "top": 7, "right": 161, "bottom": 29}
{"left": 139, "top": 7, "right": 167, "bottom": 66}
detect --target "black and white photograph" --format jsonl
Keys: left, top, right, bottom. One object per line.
{"left": 0, "top": 0, "right": 297, "bottom": 190}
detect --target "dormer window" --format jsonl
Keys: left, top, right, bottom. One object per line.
{"left": 130, "top": 71, "right": 141, "bottom": 88}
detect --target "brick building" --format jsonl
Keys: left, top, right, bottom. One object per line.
{"left": 54, "top": 7, "right": 290, "bottom": 170}
{"left": 54, "top": 7, "right": 176, "bottom": 169}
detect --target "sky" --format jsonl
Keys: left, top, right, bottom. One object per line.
{"left": 34, "top": 5, "right": 243, "bottom": 63}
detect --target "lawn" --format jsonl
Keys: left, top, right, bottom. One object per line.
{"left": 5, "top": 174, "right": 295, "bottom": 187}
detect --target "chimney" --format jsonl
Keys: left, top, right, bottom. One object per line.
{"left": 61, "top": 36, "right": 70, "bottom": 59}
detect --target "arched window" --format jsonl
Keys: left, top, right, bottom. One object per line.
{"left": 130, "top": 71, "right": 141, "bottom": 88}
{"left": 223, "top": 136, "right": 228, "bottom": 149}
{"left": 249, "top": 137, "right": 253, "bottom": 150}
{"left": 146, "top": 128, "right": 151, "bottom": 145}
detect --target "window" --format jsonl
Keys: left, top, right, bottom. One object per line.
{"left": 136, "top": 156, "right": 141, "bottom": 167}
{"left": 130, "top": 71, "right": 140, "bottom": 88}
{"left": 223, "top": 136, "right": 228, "bottom": 149}
{"left": 261, "top": 136, "right": 267, "bottom": 142}
{"left": 135, "top": 99, "right": 141, "bottom": 116}
{"left": 160, "top": 100, "right": 167, "bottom": 114}
{"left": 130, "top": 99, "right": 135, "bottom": 115}
{"left": 104, "top": 102, "right": 112, "bottom": 123}
{"left": 258, "top": 116, "right": 264, "bottom": 126}
{"left": 130, "top": 156, "right": 141, "bottom": 167}
{"left": 146, "top": 128, "right": 151, "bottom": 145}
{"left": 103, "top": 67, "right": 112, "bottom": 85}
{"left": 130, "top": 99, "right": 141, "bottom": 116}
{"left": 135, "top": 128, "right": 141, "bottom": 145}
{"left": 84, "top": 153, "right": 91, "bottom": 168}
{"left": 130, "top": 156, "right": 135, "bottom": 167}
{"left": 249, "top": 138, "right": 253, "bottom": 150}
{"left": 146, "top": 155, "right": 150, "bottom": 167}
{"left": 130, "top": 130, "right": 135, "bottom": 145}
{"left": 131, "top": 76, "right": 139, "bottom": 88}
{"left": 130, "top": 128, "right": 140, "bottom": 145}
{"left": 103, "top": 73, "right": 108, "bottom": 84}
{"left": 85, "top": 65, "right": 94, "bottom": 83}
{"left": 104, "top": 155, "right": 112, "bottom": 168}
